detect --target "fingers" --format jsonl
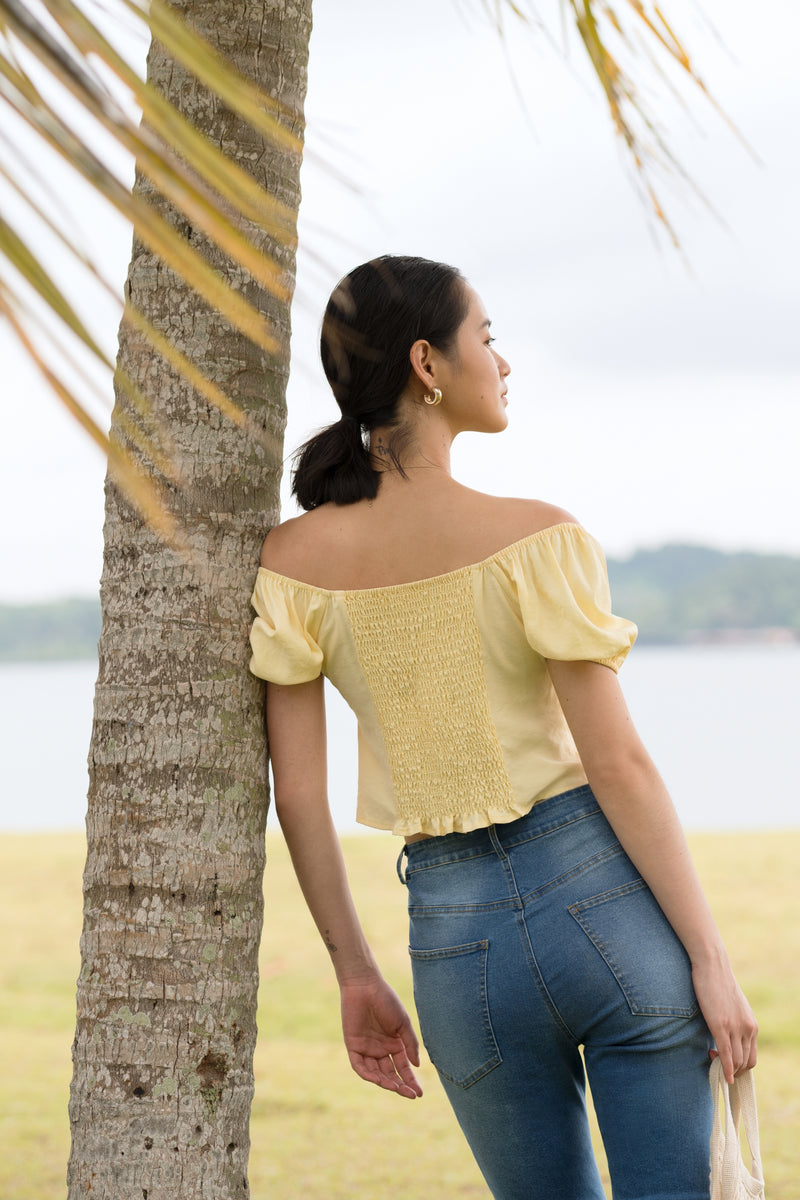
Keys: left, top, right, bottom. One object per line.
{"left": 401, "top": 1021, "right": 421, "bottom": 1068}
{"left": 744, "top": 1038, "right": 758, "bottom": 1072}
{"left": 733, "top": 1028, "right": 758, "bottom": 1078}
{"left": 393, "top": 1047, "right": 424, "bottom": 1096}
{"left": 347, "top": 1047, "right": 423, "bottom": 1099}
{"left": 708, "top": 1023, "right": 759, "bottom": 1085}
{"left": 693, "top": 963, "right": 758, "bottom": 1086}
{"left": 339, "top": 980, "right": 424, "bottom": 1096}
{"left": 709, "top": 1043, "right": 738, "bottom": 1087}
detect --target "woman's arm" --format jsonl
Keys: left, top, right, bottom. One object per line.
{"left": 266, "top": 676, "right": 422, "bottom": 1099}
{"left": 546, "top": 659, "right": 758, "bottom": 1085}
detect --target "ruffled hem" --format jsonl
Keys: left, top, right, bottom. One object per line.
{"left": 381, "top": 798, "right": 538, "bottom": 839}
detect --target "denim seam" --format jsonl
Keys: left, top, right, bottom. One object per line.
{"left": 409, "top": 940, "right": 490, "bottom": 959}
{"left": 500, "top": 835, "right": 583, "bottom": 1044}
{"left": 405, "top": 841, "right": 622, "bottom": 903}
{"left": 496, "top": 805, "right": 602, "bottom": 852}
{"left": 402, "top": 786, "right": 602, "bottom": 876}
{"left": 513, "top": 904, "right": 582, "bottom": 1044}
{"left": 407, "top": 899, "right": 518, "bottom": 915}
{"left": 518, "top": 842, "right": 624, "bottom": 905}
{"left": 568, "top": 884, "right": 700, "bottom": 1019}
{"left": 406, "top": 844, "right": 624, "bottom": 912}
{"left": 404, "top": 846, "right": 497, "bottom": 876}
{"left": 405, "top": 811, "right": 602, "bottom": 875}
{"left": 408, "top": 940, "right": 502, "bottom": 1088}
{"left": 568, "top": 878, "right": 647, "bottom": 910}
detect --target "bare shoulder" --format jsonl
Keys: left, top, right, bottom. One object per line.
{"left": 259, "top": 511, "right": 321, "bottom": 574}
{"left": 508, "top": 497, "right": 579, "bottom": 535}
{"left": 259, "top": 505, "right": 356, "bottom": 581}
{"left": 473, "top": 493, "right": 580, "bottom": 548}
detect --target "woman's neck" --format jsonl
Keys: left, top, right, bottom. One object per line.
{"left": 369, "top": 419, "right": 454, "bottom": 478}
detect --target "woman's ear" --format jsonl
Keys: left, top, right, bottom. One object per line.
{"left": 408, "top": 338, "right": 436, "bottom": 391}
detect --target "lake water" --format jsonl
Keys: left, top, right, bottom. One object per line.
{"left": 1, "top": 646, "right": 798, "bottom": 834}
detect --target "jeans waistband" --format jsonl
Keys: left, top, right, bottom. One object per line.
{"left": 396, "top": 784, "right": 599, "bottom": 885}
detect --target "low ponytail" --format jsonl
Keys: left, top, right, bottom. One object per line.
{"left": 291, "top": 255, "right": 468, "bottom": 511}
{"left": 292, "top": 417, "right": 379, "bottom": 510}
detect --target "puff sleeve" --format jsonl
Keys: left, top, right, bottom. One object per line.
{"left": 504, "top": 524, "right": 637, "bottom": 671}
{"left": 249, "top": 570, "right": 325, "bottom": 684}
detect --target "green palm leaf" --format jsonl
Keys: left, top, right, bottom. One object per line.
{"left": 0, "top": 0, "right": 738, "bottom": 528}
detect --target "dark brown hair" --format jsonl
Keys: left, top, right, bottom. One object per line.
{"left": 292, "top": 255, "right": 468, "bottom": 509}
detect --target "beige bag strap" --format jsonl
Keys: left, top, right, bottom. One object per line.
{"left": 709, "top": 1058, "right": 765, "bottom": 1199}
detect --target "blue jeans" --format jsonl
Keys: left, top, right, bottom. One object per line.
{"left": 399, "top": 786, "right": 713, "bottom": 1200}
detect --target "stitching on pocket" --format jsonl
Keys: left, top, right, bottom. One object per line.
{"left": 568, "top": 881, "right": 699, "bottom": 1018}
{"left": 409, "top": 939, "right": 502, "bottom": 1088}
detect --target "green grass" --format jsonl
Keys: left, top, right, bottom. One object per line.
{"left": 2, "top": 830, "right": 797, "bottom": 1198}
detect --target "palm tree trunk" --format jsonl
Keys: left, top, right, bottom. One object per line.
{"left": 67, "top": 3, "right": 311, "bottom": 1196}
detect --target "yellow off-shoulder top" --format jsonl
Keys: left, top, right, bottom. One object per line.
{"left": 249, "top": 522, "right": 637, "bottom": 838}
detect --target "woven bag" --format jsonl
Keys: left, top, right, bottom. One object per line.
{"left": 709, "top": 1058, "right": 765, "bottom": 1199}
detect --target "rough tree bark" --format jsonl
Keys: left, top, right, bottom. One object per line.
{"left": 68, "top": 2, "right": 312, "bottom": 1196}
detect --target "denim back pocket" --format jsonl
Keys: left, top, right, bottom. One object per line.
{"left": 409, "top": 940, "right": 502, "bottom": 1089}
{"left": 569, "top": 879, "right": 699, "bottom": 1017}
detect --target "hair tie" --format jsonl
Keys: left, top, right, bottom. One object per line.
{"left": 341, "top": 413, "right": 361, "bottom": 427}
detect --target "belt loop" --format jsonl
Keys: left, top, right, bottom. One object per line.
{"left": 488, "top": 824, "right": 507, "bottom": 860}
{"left": 396, "top": 844, "right": 409, "bottom": 886}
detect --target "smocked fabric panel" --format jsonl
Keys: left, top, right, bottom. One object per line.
{"left": 343, "top": 570, "right": 514, "bottom": 828}
{"left": 249, "top": 524, "right": 638, "bottom": 835}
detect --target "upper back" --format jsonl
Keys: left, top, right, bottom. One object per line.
{"left": 260, "top": 478, "right": 575, "bottom": 591}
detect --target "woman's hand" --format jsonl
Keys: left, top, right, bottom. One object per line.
{"left": 546, "top": 659, "right": 759, "bottom": 1086}
{"left": 691, "top": 953, "right": 758, "bottom": 1085}
{"left": 340, "top": 976, "right": 423, "bottom": 1099}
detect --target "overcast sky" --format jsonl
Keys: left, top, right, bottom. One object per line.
{"left": 1, "top": 0, "right": 798, "bottom": 602}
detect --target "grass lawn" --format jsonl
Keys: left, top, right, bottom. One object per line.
{"left": 1, "top": 828, "right": 797, "bottom": 1198}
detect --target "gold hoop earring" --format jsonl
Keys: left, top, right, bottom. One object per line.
{"left": 423, "top": 387, "right": 443, "bottom": 407}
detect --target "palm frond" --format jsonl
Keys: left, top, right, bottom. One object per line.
{"left": 0, "top": 18, "right": 282, "bottom": 350}
{"left": 120, "top": 0, "right": 302, "bottom": 155}
{"left": 0, "top": 279, "right": 180, "bottom": 543}
{"left": 0, "top": 0, "right": 299, "bottom": 532}
{"left": 492, "top": 0, "right": 748, "bottom": 245}
{"left": 0, "top": 206, "right": 111, "bottom": 364}
{"left": 0, "top": 0, "right": 743, "bottom": 534}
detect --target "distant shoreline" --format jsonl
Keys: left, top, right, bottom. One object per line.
{"left": 2, "top": 542, "right": 799, "bottom": 661}
{"left": 2, "top": 631, "right": 798, "bottom": 666}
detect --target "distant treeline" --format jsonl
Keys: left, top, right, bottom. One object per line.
{"left": 0, "top": 545, "right": 798, "bottom": 662}
{"left": 0, "top": 597, "right": 101, "bottom": 662}
{"left": 607, "top": 545, "right": 800, "bottom": 644}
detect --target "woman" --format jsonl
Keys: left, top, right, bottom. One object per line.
{"left": 250, "top": 255, "right": 757, "bottom": 1199}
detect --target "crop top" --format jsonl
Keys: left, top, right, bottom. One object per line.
{"left": 249, "top": 521, "right": 637, "bottom": 838}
